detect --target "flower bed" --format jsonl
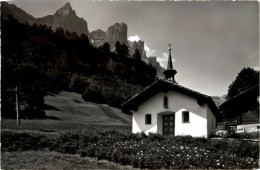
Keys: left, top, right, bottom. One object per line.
{"left": 2, "top": 130, "right": 259, "bottom": 169}
{"left": 78, "top": 131, "right": 259, "bottom": 169}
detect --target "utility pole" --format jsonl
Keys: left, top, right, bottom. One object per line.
{"left": 7, "top": 86, "right": 23, "bottom": 128}
{"left": 15, "top": 86, "right": 20, "bottom": 127}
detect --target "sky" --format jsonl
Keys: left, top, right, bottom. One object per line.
{"left": 9, "top": 0, "right": 259, "bottom": 96}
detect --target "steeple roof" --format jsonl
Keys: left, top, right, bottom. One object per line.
{"left": 167, "top": 44, "right": 173, "bottom": 70}
{"left": 163, "top": 44, "right": 177, "bottom": 82}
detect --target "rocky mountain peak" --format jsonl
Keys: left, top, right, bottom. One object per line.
{"left": 90, "top": 22, "right": 127, "bottom": 47}
{"left": 2, "top": 2, "right": 89, "bottom": 36}
{"left": 36, "top": 2, "right": 89, "bottom": 36}
{"left": 107, "top": 22, "right": 128, "bottom": 45}
{"left": 128, "top": 40, "right": 148, "bottom": 63}
{"left": 89, "top": 22, "right": 165, "bottom": 77}
{"left": 90, "top": 29, "right": 106, "bottom": 40}
{"left": 55, "top": 2, "right": 74, "bottom": 16}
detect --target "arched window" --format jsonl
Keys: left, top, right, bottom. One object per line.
{"left": 163, "top": 95, "right": 168, "bottom": 108}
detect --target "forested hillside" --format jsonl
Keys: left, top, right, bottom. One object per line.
{"left": 1, "top": 16, "right": 157, "bottom": 118}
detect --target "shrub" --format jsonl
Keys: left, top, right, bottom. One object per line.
{"left": 147, "top": 133, "right": 164, "bottom": 141}
{"left": 228, "top": 140, "right": 259, "bottom": 159}
{"left": 227, "top": 132, "right": 260, "bottom": 139}
{"left": 82, "top": 87, "right": 105, "bottom": 104}
{"left": 69, "top": 74, "right": 90, "bottom": 93}
{"left": 1, "top": 131, "right": 48, "bottom": 151}
{"left": 20, "top": 106, "right": 46, "bottom": 119}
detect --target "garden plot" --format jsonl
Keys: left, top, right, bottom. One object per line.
{"left": 2, "top": 130, "right": 259, "bottom": 169}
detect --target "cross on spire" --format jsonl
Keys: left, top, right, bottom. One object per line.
{"left": 168, "top": 43, "right": 172, "bottom": 49}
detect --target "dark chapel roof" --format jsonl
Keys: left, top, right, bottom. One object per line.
{"left": 121, "top": 79, "right": 219, "bottom": 117}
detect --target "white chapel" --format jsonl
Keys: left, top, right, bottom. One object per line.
{"left": 122, "top": 44, "right": 219, "bottom": 138}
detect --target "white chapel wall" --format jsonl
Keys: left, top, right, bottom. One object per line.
{"left": 132, "top": 89, "right": 209, "bottom": 137}
{"left": 175, "top": 108, "right": 207, "bottom": 137}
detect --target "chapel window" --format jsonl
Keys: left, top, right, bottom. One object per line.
{"left": 183, "top": 111, "right": 189, "bottom": 123}
{"left": 145, "top": 114, "right": 152, "bottom": 125}
{"left": 163, "top": 95, "right": 168, "bottom": 108}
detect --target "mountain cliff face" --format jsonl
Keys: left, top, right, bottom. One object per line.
{"left": 107, "top": 23, "right": 128, "bottom": 45}
{"left": 90, "top": 24, "right": 164, "bottom": 76}
{"left": 36, "top": 3, "right": 89, "bottom": 37}
{"left": 128, "top": 40, "right": 148, "bottom": 63}
{"left": 1, "top": 2, "right": 90, "bottom": 37}
{"left": 127, "top": 40, "right": 165, "bottom": 78}
{"left": 148, "top": 56, "right": 165, "bottom": 77}
{"left": 1, "top": 2, "right": 35, "bottom": 23}
{"left": 90, "top": 23, "right": 127, "bottom": 48}
{"left": 90, "top": 29, "right": 106, "bottom": 41}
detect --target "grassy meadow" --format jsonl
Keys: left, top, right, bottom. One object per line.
{"left": 2, "top": 91, "right": 132, "bottom": 132}
{"left": 1, "top": 91, "right": 259, "bottom": 169}
{"left": 2, "top": 91, "right": 133, "bottom": 169}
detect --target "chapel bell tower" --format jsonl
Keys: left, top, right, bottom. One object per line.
{"left": 163, "top": 44, "right": 177, "bottom": 83}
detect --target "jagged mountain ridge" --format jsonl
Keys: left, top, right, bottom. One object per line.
{"left": 1, "top": 2, "right": 35, "bottom": 23}
{"left": 2, "top": 2, "right": 163, "bottom": 76}
{"left": 1, "top": 2, "right": 89, "bottom": 37}
{"left": 90, "top": 24, "right": 165, "bottom": 76}
{"left": 36, "top": 3, "right": 89, "bottom": 37}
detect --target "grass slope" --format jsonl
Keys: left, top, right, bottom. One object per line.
{"left": 97, "top": 105, "right": 131, "bottom": 124}
{"left": 2, "top": 91, "right": 132, "bottom": 132}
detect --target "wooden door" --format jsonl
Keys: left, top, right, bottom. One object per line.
{"left": 163, "top": 114, "right": 175, "bottom": 136}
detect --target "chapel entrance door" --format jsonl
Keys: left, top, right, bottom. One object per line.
{"left": 163, "top": 114, "right": 175, "bottom": 136}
